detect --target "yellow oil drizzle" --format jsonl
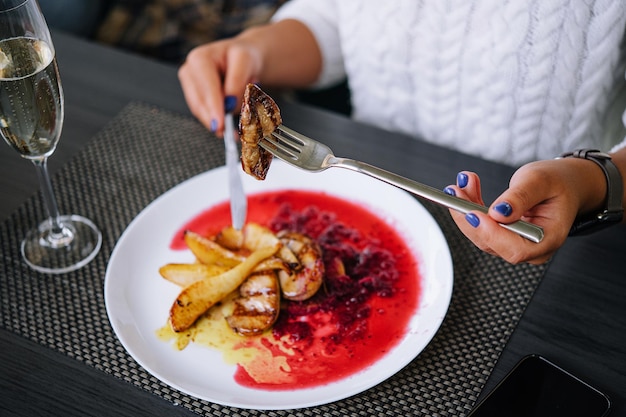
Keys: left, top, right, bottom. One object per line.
{"left": 156, "top": 292, "right": 295, "bottom": 384}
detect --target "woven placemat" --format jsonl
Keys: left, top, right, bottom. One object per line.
{"left": 0, "top": 102, "right": 546, "bottom": 416}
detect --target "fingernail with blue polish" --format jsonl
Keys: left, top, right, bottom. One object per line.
{"left": 443, "top": 186, "right": 456, "bottom": 196}
{"left": 224, "top": 95, "right": 237, "bottom": 113}
{"left": 210, "top": 118, "right": 218, "bottom": 132}
{"left": 457, "top": 172, "right": 469, "bottom": 188}
{"left": 494, "top": 202, "right": 513, "bottom": 217}
{"left": 465, "top": 213, "right": 480, "bottom": 228}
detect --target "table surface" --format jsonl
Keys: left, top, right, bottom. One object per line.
{"left": 1, "top": 31, "right": 625, "bottom": 416}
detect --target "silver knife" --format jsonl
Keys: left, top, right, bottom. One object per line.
{"left": 224, "top": 111, "right": 247, "bottom": 229}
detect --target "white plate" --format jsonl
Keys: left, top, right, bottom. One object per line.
{"left": 104, "top": 161, "right": 453, "bottom": 410}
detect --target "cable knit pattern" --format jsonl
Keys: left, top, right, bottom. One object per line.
{"left": 274, "top": 0, "right": 626, "bottom": 166}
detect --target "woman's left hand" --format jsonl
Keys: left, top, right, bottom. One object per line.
{"left": 443, "top": 158, "right": 606, "bottom": 264}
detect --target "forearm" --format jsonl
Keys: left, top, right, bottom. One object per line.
{"left": 236, "top": 19, "right": 322, "bottom": 88}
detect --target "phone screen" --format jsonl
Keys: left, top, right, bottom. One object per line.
{"left": 468, "top": 355, "right": 611, "bottom": 417}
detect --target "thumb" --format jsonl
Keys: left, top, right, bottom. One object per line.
{"left": 488, "top": 167, "right": 552, "bottom": 224}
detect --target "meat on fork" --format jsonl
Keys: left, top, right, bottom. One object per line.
{"left": 239, "top": 83, "right": 282, "bottom": 180}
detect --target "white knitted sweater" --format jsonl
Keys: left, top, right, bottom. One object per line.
{"left": 274, "top": 0, "right": 626, "bottom": 166}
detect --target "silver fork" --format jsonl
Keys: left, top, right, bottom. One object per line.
{"left": 260, "top": 125, "right": 544, "bottom": 243}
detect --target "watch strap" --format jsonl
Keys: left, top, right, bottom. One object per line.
{"left": 560, "top": 149, "right": 624, "bottom": 235}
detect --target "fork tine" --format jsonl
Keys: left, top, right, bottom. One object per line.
{"left": 275, "top": 125, "right": 306, "bottom": 147}
{"left": 260, "top": 134, "right": 297, "bottom": 161}
{"left": 272, "top": 127, "right": 303, "bottom": 154}
{"left": 259, "top": 126, "right": 304, "bottom": 161}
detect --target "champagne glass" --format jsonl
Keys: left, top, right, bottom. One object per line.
{"left": 0, "top": 0, "right": 101, "bottom": 274}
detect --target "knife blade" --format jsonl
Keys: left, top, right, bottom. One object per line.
{"left": 224, "top": 111, "right": 247, "bottom": 230}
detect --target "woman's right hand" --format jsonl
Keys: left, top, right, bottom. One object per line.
{"left": 178, "top": 38, "right": 263, "bottom": 137}
{"left": 178, "top": 20, "right": 323, "bottom": 137}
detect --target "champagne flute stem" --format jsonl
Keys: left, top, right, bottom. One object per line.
{"left": 32, "top": 158, "right": 67, "bottom": 240}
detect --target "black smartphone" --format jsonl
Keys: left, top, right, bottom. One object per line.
{"left": 467, "top": 354, "right": 611, "bottom": 417}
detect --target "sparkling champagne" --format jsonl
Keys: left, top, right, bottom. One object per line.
{"left": 0, "top": 37, "right": 63, "bottom": 159}
{"left": 1, "top": 0, "right": 101, "bottom": 274}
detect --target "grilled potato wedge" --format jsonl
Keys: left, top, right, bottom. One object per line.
{"left": 214, "top": 226, "right": 244, "bottom": 250}
{"left": 169, "top": 245, "right": 279, "bottom": 332}
{"left": 159, "top": 253, "right": 289, "bottom": 288}
{"left": 159, "top": 263, "right": 230, "bottom": 287}
{"left": 242, "top": 223, "right": 280, "bottom": 250}
{"left": 184, "top": 230, "right": 242, "bottom": 267}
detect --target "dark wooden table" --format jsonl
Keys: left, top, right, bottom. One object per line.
{"left": 1, "top": 31, "right": 625, "bottom": 416}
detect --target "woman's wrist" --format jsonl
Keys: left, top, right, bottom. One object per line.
{"left": 563, "top": 155, "right": 607, "bottom": 213}
{"left": 560, "top": 149, "right": 624, "bottom": 234}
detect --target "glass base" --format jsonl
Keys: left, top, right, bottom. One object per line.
{"left": 21, "top": 214, "right": 102, "bottom": 274}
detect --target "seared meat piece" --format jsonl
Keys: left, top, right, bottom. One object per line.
{"left": 225, "top": 270, "right": 281, "bottom": 336}
{"left": 238, "top": 83, "right": 282, "bottom": 180}
{"left": 277, "top": 231, "right": 324, "bottom": 301}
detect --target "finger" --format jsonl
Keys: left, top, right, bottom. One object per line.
{"left": 457, "top": 210, "right": 557, "bottom": 264}
{"left": 444, "top": 170, "right": 487, "bottom": 242}
{"left": 178, "top": 44, "right": 227, "bottom": 135}
{"left": 223, "top": 44, "right": 262, "bottom": 115}
{"left": 445, "top": 172, "right": 499, "bottom": 254}
{"left": 487, "top": 163, "right": 568, "bottom": 224}
{"left": 447, "top": 199, "right": 557, "bottom": 264}
{"left": 443, "top": 171, "right": 485, "bottom": 214}
{"left": 456, "top": 171, "right": 485, "bottom": 205}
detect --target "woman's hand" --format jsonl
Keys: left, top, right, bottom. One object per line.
{"left": 178, "top": 38, "right": 263, "bottom": 136}
{"left": 443, "top": 158, "right": 607, "bottom": 264}
{"left": 178, "top": 19, "right": 322, "bottom": 137}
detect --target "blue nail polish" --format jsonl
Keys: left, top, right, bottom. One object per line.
{"left": 224, "top": 95, "right": 237, "bottom": 113}
{"left": 494, "top": 202, "right": 513, "bottom": 217}
{"left": 210, "top": 118, "right": 218, "bottom": 132}
{"left": 443, "top": 186, "right": 456, "bottom": 196}
{"left": 466, "top": 213, "right": 480, "bottom": 228}
{"left": 457, "top": 172, "right": 469, "bottom": 188}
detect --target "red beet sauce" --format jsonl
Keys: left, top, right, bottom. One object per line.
{"left": 171, "top": 190, "right": 421, "bottom": 390}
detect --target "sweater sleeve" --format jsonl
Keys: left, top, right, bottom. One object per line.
{"left": 272, "top": 0, "right": 346, "bottom": 88}
{"left": 610, "top": 69, "right": 626, "bottom": 153}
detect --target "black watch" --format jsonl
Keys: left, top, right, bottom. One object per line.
{"left": 559, "top": 149, "right": 624, "bottom": 235}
